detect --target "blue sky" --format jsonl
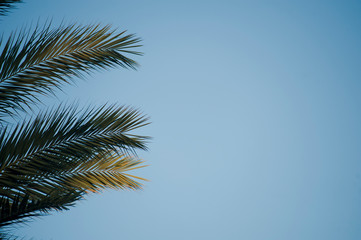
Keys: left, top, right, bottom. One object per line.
{"left": 3, "top": 0, "right": 361, "bottom": 239}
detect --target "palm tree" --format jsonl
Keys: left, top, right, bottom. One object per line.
{"left": 0, "top": 1, "right": 150, "bottom": 237}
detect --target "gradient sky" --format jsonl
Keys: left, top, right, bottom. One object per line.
{"left": 3, "top": 0, "right": 361, "bottom": 239}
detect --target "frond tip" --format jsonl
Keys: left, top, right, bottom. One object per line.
{"left": 62, "top": 152, "right": 149, "bottom": 193}
{"left": 0, "top": 23, "right": 142, "bottom": 116}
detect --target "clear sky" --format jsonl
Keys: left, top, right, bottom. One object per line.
{"left": 3, "top": 0, "right": 361, "bottom": 239}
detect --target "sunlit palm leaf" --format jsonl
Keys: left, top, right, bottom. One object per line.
{"left": 0, "top": 104, "right": 149, "bottom": 200}
{"left": 58, "top": 152, "right": 148, "bottom": 193}
{"left": 10, "top": 152, "right": 148, "bottom": 200}
{"left": 0, "top": 23, "right": 142, "bottom": 117}
{"left": 1, "top": 153, "right": 148, "bottom": 202}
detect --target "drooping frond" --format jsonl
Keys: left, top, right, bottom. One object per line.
{"left": 0, "top": 154, "right": 147, "bottom": 230}
{"left": 0, "top": 189, "right": 83, "bottom": 228}
{"left": 0, "top": 0, "right": 21, "bottom": 16}
{"left": 0, "top": 104, "right": 149, "bottom": 200}
{"left": 0, "top": 23, "right": 142, "bottom": 117}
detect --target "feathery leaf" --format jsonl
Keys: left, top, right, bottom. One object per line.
{"left": 0, "top": 189, "right": 83, "bottom": 227}
{"left": 0, "top": 24, "right": 142, "bottom": 117}
{"left": 0, "top": 104, "right": 149, "bottom": 200}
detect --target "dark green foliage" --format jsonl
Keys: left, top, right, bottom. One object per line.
{"left": 0, "top": 0, "right": 21, "bottom": 17}
{"left": 0, "top": 2, "right": 150, "bottom": 237}
{"left": 0, "top": 24, "right": 142, "bottom": 117}
{"left": 0, "top": 189, "right": 83, "bottom": 227}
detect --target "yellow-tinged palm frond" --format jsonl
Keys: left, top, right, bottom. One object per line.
{"left": 60, "top": 152, "right": 148, "bottom": 193}
{"left": 0, "top": 104, "right": 149, "bottom": 200}
{"left": 1, "top": 152, "right": 148, "bottom": 202}
{"left": 0, "top": 23, "right": 142, "bottom": 117}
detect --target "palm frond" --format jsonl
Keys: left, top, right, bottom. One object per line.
{"left": 56, "top": 152, "right": 148, "bottom": 193}
{"left": 0, "top": 189, "right": 83, "bottom": 228}
{"left": 0, "top": 23, "right": 142, "bottom": 117}
{"left": 0, "top": 104, "right": 149, "bottom": 200}
{"left": 0, "top": 104, "right": 149, "bottom": 227}
{"left": 3, "top": 152, "right": 148, "bottom": 201}
{"left": 0, "top": 0, "right": 21, "bottom": 16}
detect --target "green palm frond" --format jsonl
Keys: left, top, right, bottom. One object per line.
{"left": 0, "top": 104, "right": 149, "bottom": 200}
{"left": 0, "top": 2, "right": 151, "bottom": 234}
{"left": 0, "top": 0, "right": 21, "bottom": 16}
{"left": 0, "top": 189, "right": 83, "bottom": 228}
{"left": 0, "top": 23, "right": 142, "bottom": 117}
